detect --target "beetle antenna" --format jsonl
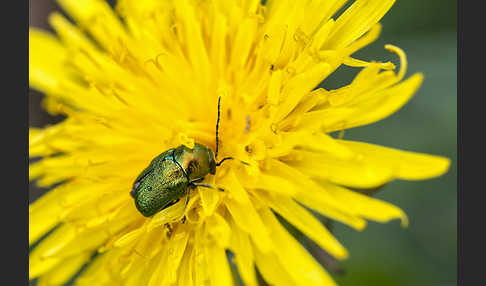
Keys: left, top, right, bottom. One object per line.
{"left": 213, "top": 97, "right": 249, "bottom": 167}
{"left": 215, "top": 96, "right": 221, "bottom": 159}
{"left": 216, "top": 157, "right": 249, "bottom": 167}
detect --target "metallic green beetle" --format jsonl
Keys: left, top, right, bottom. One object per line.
{"left": 130, "top": 143, "right": 219, "bottom": 217}
{"left": 130, "top": 98, "right": 234, "bottom": 220}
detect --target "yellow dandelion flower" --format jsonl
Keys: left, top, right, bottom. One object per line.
{"left": 29, "top": 0, "right": 450, "bottom": 285}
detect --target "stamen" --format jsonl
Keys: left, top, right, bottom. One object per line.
{"left": 385, "top": 44, "right": 407, "bottom": 82}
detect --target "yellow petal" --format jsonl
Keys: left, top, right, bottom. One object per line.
{"left": 259, "top": 24, "right": 287, "bottom": 65}
{"left": 41, "top": 227, "right": 110, "bottom": 260}
{"left": 253, "top": 247, "right": 295, "bottom": 286}
{"left": 172, "top": 0, "right": 211, "bottom": 89}
{"left": 37, "top": 252, "right": 92, "bottom": 286}
{"left": 147, "top": 250, "right": 166, "bottom": 286}
{"left": 48, "top": 12, "right": 98, "bottom": 53}
{"left": 113, "top": 226, "right": 145, "bottom": 248}
{"left": 221, "top": 171, "right": 274, "bottom": 253}
{"left": 267, "top": 131, "right": 354, "bottom": 159}
{"left": 198, "top": 187, "right": 220, "bottom": 217}
{"left": 258, "top": 191, "right": 348, "bottom": 259}
{"left": 57, "top": 0, "right": 128, "bottom": 50}
{"left": 326, "top": 73, "right": 424, "bottom": 132}
{"left": 29, "top": 224, "right": 74, "bottom": 279}
{"left": 29, "top": 186, "right": 64, "bottom": 245}
{"left": 147, "top": 198, "right": 186, "bottom": 231}
{"left": 205, "top": 212, "right": 232, "bottom": 248}
{"left": 229, "top": 222, "right": 258, "bottom": 286}
{"left": 324, "top": 0, "right": 395, "bottom": 50}
{"left": 209, "top": 10, "right": 227, "bottom": 78}
{"left": 343, "top": 56, "right": 395, "bottom": 70}
{"left": 177, "top": 243, "right": 195, "bottom": 286}
{"left": 308, "top": 19, "right": 335, "bottom": 52}
{"left": 29, "top": 29, "right": 68, "bottom": 94}
{"left": 206, "top": 242, "right": 234, "bottom": 286}
{"left": 192, "top": 228, "right": 211, "bottom": 286}
{"left": 74, "top": 253, "right": 111, "bottom": 286}
{"left": 244, "top": 173, "right": 297, "bottom": 196}
{"left": 318, "top": 180, "right": 409, "bottom": 227}
{"left": 258, "top": 207, "right": 337, "bottom": 286}
{"left": 160, "top": 225, "right": 190, "bottom": 285}
{"left": 264, "top": 159, "right": 367, "bottom": 230}
{"left": 230, "top": 17, "right": 258, "bottom": 71}
{"left": 131, "top": 226, "right": 166, "bottom": 261}
{"left": 338, "top": 140, "right": 450, "bottom": 180}
{"left": 295, "top": 189, "right": 367, "bottom": 231}
{"left": 343, "top": 23, "right": 382, "bottom": 55}
{"left": 123, "top": 256, "right": 156, "bottom": 286}
{"left": 274, "top": 62, "right": 331, "bottom": 122}
{"left": 287, "top": 149, "right": 394, "bottom": 188}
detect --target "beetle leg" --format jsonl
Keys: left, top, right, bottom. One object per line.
{"left": 190, "top": 182, "right": 225, "bottom": 192}
{"left": 165, "top": 223, "right": 173, "bottom": 238}
{"left": 189, "top": 177, "right": 204, "bottom": 184}
{"left": 182, "top": 189, "right": 190, "bottom": 224}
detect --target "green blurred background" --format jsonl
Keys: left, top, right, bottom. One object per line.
{"left": 29, "top": 0, "right": 457, "bottom": 285}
